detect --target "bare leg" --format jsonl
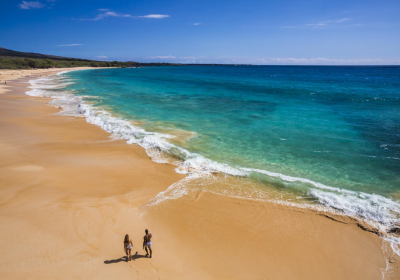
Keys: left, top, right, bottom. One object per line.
{"left": 145, "top": 247, "right": 149, "bottom": 257}
{"left": 128, "top": 249, "right": 132, "bottom": 261}
{"left": 125, "top": 249, "right": 129, "bottom": 261}
{"left": 149, "top": 248, "right": 152, "bottom": 258}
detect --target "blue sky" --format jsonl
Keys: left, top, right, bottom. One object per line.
{"left": 1, "top": 0, "right": 399, "bottom": 64}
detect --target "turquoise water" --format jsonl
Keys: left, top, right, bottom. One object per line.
{"left": 66, "top": 66, "right": 400, "bottom": 196}
{"left": 28, "top": 66, "right": 400, "bottom": 234}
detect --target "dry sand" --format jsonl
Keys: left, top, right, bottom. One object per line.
{"left": 0, "top": 68, "right": 399, "bottom": 279}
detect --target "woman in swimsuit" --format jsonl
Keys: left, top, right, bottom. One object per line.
{"left": 124, "top": 234, "right": 133, "bottom": 261}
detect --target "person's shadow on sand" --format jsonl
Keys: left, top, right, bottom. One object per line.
{"left": 104, "top": 252, "right": 148, "bottom": 264}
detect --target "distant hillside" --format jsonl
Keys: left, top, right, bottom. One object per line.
{"left": 0, "top": 47, "right": 179, "bottom": 69}
{"left": 0, "top": 47, "right": 94, "bottom": 61}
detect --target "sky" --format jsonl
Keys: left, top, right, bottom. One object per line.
{"left": 1, "top": 0, "right": 399, "bottom": 65}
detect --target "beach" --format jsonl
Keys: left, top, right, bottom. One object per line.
{"left": 0, "top": 68, "right": 399, "bottom": 279}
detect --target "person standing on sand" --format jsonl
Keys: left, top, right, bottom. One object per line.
{"left": 143, "top": 229, "right": 152, "bottom": 258}
{"left": 124, "top": 234, "right": 133, "bottom": 261}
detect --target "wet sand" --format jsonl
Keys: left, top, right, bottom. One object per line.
{"left": 0, "top": 68, "right": 399, "bottom": 279}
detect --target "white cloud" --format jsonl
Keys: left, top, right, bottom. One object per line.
{"left": 145, "top": 55, "right": 400, "bottom": 65}
{"left": 271, "top": 57, "right": 372, "bottom": 64}
{"left": 150, "top": 55, "right": 176, "bottom": 59}
{"left": 307, "top": 23, "right": 326, "bottom": 26}
{"left": 307, "top": 18, "right": 350, "bottom": 27}
{"left": 138, "top": 14, "right": 169, "bottom": 19}
{"left": 78, "top": 10, "right": 170, "bottom": 21}
{"left": 94, "top": 11, "right": 133, "bottom": 20}
{"left": 97, "top": 55, "right": 108, "bottom": 59}
{"left": 193, "top": 23, "right": 201, "bottom": 26}
{"left": 19, "top": 1, "right": 45, "bottom": 9}
{"left": 234, "top": 57, "right": 400, "bottom": 65}
{"left": 147, "top": 56, "right": 207, "bottom": 63}
{"left": 56, "top": 44, "right": 83, "bottom": 47}
{"left": 282, "top": 18, "right": 351, "bottom": 29}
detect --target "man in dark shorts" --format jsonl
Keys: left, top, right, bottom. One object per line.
{"left": 143, "top": 229, "right": 152, "bottom": 258}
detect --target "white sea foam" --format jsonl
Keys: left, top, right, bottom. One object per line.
{"left": 27, "top": 74, "right": 248, "bottom": 177}
{"left": 241, "top": 167, "right": 400, "bottom": 233}
{"left": 56, "top": 70, "right": 72, "bottom": 76}
{"left": 27, "top": 72, "right": 400, "bottom": 256}
{"left": 308, "top": 189, "right": 400, "bottom": 229}
{"left": 241, "top": 167, "right": 353, "bottom": 193}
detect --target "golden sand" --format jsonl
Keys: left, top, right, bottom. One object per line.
{"left": 0, "top": 69, "right": 399, "bottom": 279}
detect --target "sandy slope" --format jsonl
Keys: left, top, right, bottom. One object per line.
{"left": 0, "top": 69, "right": 398, "bottom": 279}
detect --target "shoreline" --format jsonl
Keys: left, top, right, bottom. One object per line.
{"left": 44, "top": 68, "right": 400, "bottom": 248}
{"left": 36, "top": 68, "right": 400, "bottom": 236}
{"left": 0, "top": 68, "right": 399, "bottom": 279}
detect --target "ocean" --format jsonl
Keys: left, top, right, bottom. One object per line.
{"left": 28, "top": 65, "right": 400, "bottom": 251}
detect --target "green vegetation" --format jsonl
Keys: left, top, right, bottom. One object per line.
{"left": 0, "top": 56, "right": 178, "bottom": 69}
{"left": 0, "top": 47, "right": 180, "bottom": 69}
